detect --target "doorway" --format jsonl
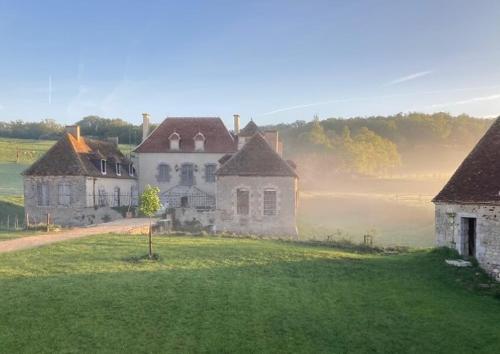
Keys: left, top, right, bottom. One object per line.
{"left": 461, "top": 217, "right": 477, "bottom": 257}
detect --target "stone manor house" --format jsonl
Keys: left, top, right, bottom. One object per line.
{"left": 433, "top": 116, "right": 500, "bottom": 279}
{"left": 23, "top": 115, "right": 299, "bottom": 237}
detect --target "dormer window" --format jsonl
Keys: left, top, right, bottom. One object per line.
{"left": 169, "top": 132, "right": 180, "bottom": 151}
{"left": 116, "top": 162, "right": 121, "bottom": 176}
{"left": 101, "top": 159, "right": 107, "bottom": 175}
{"left": 129, "top": 163, "right": 135, "bottom": 177}
{"left": 194, "top": 132, "right": 205, "bottom": 152}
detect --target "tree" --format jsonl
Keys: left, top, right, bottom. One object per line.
{"left": 139, "top": 185, "right": 162, "bottom": 259}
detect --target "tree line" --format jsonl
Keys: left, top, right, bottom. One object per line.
{"left": 0, "top": 112, "right": 494, "bottom": 176}
{"left": 266, "top": 112, "right": 494, "bottom": 176}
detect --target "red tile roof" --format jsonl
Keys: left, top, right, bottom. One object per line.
{"left": 433, "top": 116, "right": 500, "bottom": 204}
{"left": 216, "top": 133, "right": 298, "bottom": 178}
{"left": 134, "top": 117, "right": 236, "bottom": 153}
{"left": 23, "top": 133, "right": 135, "bottom": 179}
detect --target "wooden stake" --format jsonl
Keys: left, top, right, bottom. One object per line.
{"left": 7, "top": 215, "right": 9, "bottom": 230}
{"left": 46, "top": 213, "right": 50, "bottom": 232}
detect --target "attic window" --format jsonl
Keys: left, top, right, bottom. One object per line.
{"left": 116, "top": 163, "right": 121, "bottom": 176}
{"left": 194, "top": 132, "right": 205, "bottom": 152}
{"left": 169, "top": 132, "right": 180, "bottom": 151}
{"left": 101, "top": 159, "right": 107, "bottom": 175}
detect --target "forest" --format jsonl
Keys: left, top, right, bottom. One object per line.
{"left": 0, "top": 112, "right": 493, "bottom": 178}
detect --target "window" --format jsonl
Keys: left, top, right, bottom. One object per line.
{"left": 157, "top": 163, "right": 171, "bottom": 182}
{"left": 236, "top": 189, "right": 249, "bottom": 215}
{"left": 194, "top": 132, "right": 205, "bottom": 151}
{"left": 129, "top": 163, "right": 135, "bottom": 177}
{"left": 169, "top": 132, "right": 180, "bottom": 151}
{"left": 113, "top": 187, "right": 121, "bottom": 207}
{"left": 205, "top": 164, "right": 216, "bottom": 183}
{"left": 116, "top": 163, "right": 121, "bottom": 176}
{"left": 36, "top": 182, "right": 49, "bottom": 206}
{"left": 180, "top": 163, "right": 195, "bottom": 186}
{"left": 57, "top": 183, "right": 71, "bottom": 206}
{"left": 101, "top": 159, "right": 107, "bottom": 175}
{"left": 98, "top": 187, "right": 107, "bottom": 207}
{"left": 263, "top": 190, "right": 277, "bottom": 216}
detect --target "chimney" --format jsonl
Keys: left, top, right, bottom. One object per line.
{"left": 142, "top": 113, "right": 150, "bottom": 142}
{"left": 66, "top": 125, "right": 80, "bottom": 141}
{"left": 233, "top": 114, "right": 240, "bottom": 134}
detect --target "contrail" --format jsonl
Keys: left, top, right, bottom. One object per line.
{"left": 384, "top": 70, "right": 433, "bottom": 86}
{"left": 258, "top": 84, "right": 500, "bottom": 117}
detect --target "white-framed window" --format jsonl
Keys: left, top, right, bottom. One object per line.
{"left": 101, "top": 159, "right": 107, "bottom": 175}
{"left": 116, "top": 163, "right": 121, "bottom": 176}
{"left": 263, "top": 189, "right": 277, "bottom": 216}
{"left": 36, "top": 182, "right": 50, "bottom": 206}
{"left": 194, "top": 132, "right": 205, "bottom": 151}
{"left": 129, "top": 164, "right": 135, "bottom": 177}
{"left": 57, "top": 183, "right": 71, "bottom": 206}
{"left": 236, "top": 188, "right": 250, "bottom": 215}
{"left": 204, "top": 163, "right": 216, "bottom": 183}
{"left": 169, "top": 132, "right": 180, "bottom": 151}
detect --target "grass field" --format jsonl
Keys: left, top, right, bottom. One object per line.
{"left": 0, "top": 235, "right": 499, "bottom": 353}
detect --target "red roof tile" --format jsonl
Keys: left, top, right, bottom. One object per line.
{"left": 134, "top": 117, "right": 236, "bottom": 153}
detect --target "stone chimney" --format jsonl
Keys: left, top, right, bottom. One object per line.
{"left": 66, "top": 125, "right": 80, "bottom": 141}
{"left": 233, "top": 114, "right": 240, "bottom": 134}
{"left": 142, "top": 113, "right": 150, "bottom": 142}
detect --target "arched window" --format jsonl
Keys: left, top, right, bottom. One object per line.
{"left": 156, "top": 163, "right": 171, "bottom": 182}
{"left": 194, "top": 132, "right": 205, "bottom": 152}
{"left": 169, "top": 132, "right": 180, "bottom": 151}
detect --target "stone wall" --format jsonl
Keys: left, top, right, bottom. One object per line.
{"left": 173, "top": 208, "right": 216, "bottom": 232}
{"left": 133, "top": 152, "right": 225, "bottom": 196}
{"left": 23, "top": 176, "right": 135, "bottom": 227}
{"left": 216, "top": 175, "right": 298, "bottom": 238}
{"left": 435, "top": 202, "right": 500, "bottom": 279}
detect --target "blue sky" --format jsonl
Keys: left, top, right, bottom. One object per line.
{"left": 0, "top": 0, "right": 500, "bottom": 127}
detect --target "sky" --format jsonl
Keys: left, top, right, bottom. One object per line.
{"left": 0, "top": 0, "right": 500, "bottom": 127}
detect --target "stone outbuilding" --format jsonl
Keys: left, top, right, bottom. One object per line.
{"left": 216, "top": 133, "right": 299, "bottom": 237}
{"left": 433, "top": 117, "right": 500, "bottom": 279}
{"left": 23, "top": 126, "right": 138, "bottom": 226}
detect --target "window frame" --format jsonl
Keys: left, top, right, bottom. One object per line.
{"left": 204, "top": 163, "right": 217, "bottom": 183}
{"left": 101, "top": 159, "right": 107, "bottom": 175}
{"left": 263, "top": 189, "right": 277, "bottom": 216}
{"left": 236, "top": 188, "right": 250, "bottom": 216}
{"left": 36, "top": 182, "right": 50, "bottom": 206}
{"left": 116, "top": 162, "right": 121, "bottom": 176}
{"left": 157, "top": 163, "right": 171, "bottom": 183}
{"left": 180, "top": 163, "right": 195, "bottom": 186}
{"left": 57, "top": 182, "right": 71, "bottom": 207}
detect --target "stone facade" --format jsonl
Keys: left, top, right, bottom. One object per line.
{"left": 134, "top": 152, "right": 224, "bottom": 198}
{"left": 216, "top": 175, "right": 298, "bottom": 237}
{"left": 24, "top": 175, "right": 137, "bottom": 227}
{"left": 435, "top": 202, "right": 500, "bottom": 279}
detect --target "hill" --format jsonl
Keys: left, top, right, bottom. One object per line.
{"left": 0, "top": 235, "right": 498, "bottom": 352}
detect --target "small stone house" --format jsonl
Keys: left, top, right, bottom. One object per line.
{"left": 216, "top": 132, "right": 299, "bottom": 237}
{"left": 433, "top": 117, "right": 500, "bottom": 279}
{"left": 23, "top": 126, "right": 138, "bottom": 226}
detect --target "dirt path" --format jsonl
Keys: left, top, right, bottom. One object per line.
{"left": 0, "top": 218, "right": 152, "bottom": 253}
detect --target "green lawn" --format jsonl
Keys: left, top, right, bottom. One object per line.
{"left": 0, "top": 235, "right": 498, "bottom": 353}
